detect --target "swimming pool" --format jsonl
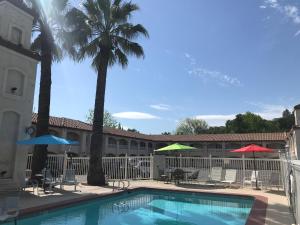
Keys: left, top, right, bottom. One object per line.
{"left": 3, "top": 189, "right": 254, "bottom": 225}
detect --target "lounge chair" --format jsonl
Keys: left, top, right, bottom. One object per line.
{"left": 0, "top": 196, "right": 19, "bottom": 224}
{"left": 197, "top": 169, "right": 210, "bottom": 183}
{"left": 221, "top": 169, "right": 237, "bottom": 188}
{"left": 60, "top": 169, "right": 79, "bottom": 191}
{"left": 207, "top": 167, "right": 222, "bottom": 185}
{"left": 244, "top": 171, "right": 263, "bottom": 189}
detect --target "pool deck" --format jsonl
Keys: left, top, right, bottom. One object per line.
{"left": 17, "top": 180, "right": 295, "bottom": 225}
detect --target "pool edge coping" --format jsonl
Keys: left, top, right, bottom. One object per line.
{"left": 17, "top": 187, "right": 268, "bottom": 225}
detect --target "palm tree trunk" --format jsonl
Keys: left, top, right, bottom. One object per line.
{"left": 31, "top": 30, "right": 52, "bottom": 177}
{"left": 87, "top": 48, "right": 109, "bottom": 186}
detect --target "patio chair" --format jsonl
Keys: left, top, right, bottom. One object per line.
{"left": 42, "top": 168, "right": 60, "bottom": 192}
{"left": 244, "top": 171, "right": 263, "bottom": 189}
{"left": 187, "top": 170, "right": 200, "bottom": 183}
{"left": 197, "top": 169, "right": 210, "bottom": 183}
{"left": 207, "top": 167, "right": 222, "bottom": 185}
{"left": 172, "top": 169, "right": 185, "bottom": 184}
{"left": 0, "top": 196, "right": 19, "bottom": 224}
{"left": 60, "top": 169, "right": 79, "bottom": 191}
{"left": 221, "top": 169, "right": 237, "bottom": 188}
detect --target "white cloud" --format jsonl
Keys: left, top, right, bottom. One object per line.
{"left": 195, "top": 114, "right": 236, "bottom": 126}
{"left": 112, "top": 112, "right": 160, "bottom": 120}
{"left": 188, "top": 67, "right": 242, "bottom": 87}
{"left": 150, "top": 104, "right": 171, "bottom": 111}
{"left": 194, "top": 103, "right": 291, "bottom": 126}
{"left": 247, "top": 102, "right": 289, "bottom": 120}
{"left": 184, "top": 53, "right": 242, "bottom": 87}
{"left": 261, "top": 0, "right": 300, "bottom": 26}
{"left": 294, "top": 30, "right": 300, "bottom": 36}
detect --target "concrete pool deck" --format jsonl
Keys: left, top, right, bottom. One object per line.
{"left": 17, "top": 180, "right": 295, "bottom": 225}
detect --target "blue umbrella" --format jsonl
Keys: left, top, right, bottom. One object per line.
{"left": 16, "top": 135, "right": 79, "bottom": 145}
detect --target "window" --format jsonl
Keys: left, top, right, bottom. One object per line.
{"left": 11, "top": 27, "right": 22, "bottom": 45}
{"left": 5, "top": 69, "right": 24, "bottom": 96}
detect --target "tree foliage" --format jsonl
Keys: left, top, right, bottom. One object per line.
{"left": 86, "top": 109, "right": 122, "bottom": 128}
{"left": 175, "top": 118, "right": 208, "bottom": 135}
{"left": 175, "top": 110, "right": 294, "bottom": 135}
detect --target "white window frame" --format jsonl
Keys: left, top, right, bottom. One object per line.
{"left": 8, "top": 24, "right": 24, "bottom": 46}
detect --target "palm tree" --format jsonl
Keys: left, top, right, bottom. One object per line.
{"left": 63, "top": 0, "right": 148, "bottom": 185}
{"left": 25, "top": 0, "right": 68, "bottom": 176}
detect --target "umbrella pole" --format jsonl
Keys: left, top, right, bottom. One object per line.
{"left": 253, "top": 152, "right": 259, "bottom": 190}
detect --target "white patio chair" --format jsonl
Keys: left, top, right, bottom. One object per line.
{"left": 197, "top": 169, "right": 210, "bottom": 183}
{"left": 244, "top": 171, "right": 263, "bottom": 189}
{"left": 221, "top": 169, "right": 237, "bottom": 188}
{"left": 207, "top": 167, "right": 222, "bottom": 185}
{"left": 60, "top": 169, "right": 79, "bottom": 191}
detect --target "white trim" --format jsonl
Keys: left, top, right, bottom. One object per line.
{"left": 2, "top": 67, "right": 27, "bottom": 101}
{"left": 0, "top": 1, "right": 34, "bottom": 20}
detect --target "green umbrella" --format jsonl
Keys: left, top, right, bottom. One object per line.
{"left": 154, "top": 143, "right": 196, "bottom": 152}
{"left": 154, "top": 143, "right": 196, "bottom": 169}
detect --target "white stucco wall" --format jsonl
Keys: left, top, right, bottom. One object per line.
{"left": 0, "top": 1, "right": 38, "bottom": 186}
{"left": 0, "top": 1, "right": 33, "bottom": 49}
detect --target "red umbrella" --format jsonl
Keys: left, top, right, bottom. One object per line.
{"left": 230, "top": 144, "right": 273, "bottom": 189}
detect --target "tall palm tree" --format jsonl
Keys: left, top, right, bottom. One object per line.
{"left": 25, "top": 0, "right": 68, "bottom": 176}
{"left": 63, "top": 0, "right": 148, "bottom": 185}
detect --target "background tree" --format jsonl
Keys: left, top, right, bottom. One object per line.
{"left": 127, "top": 128, "right": 139, "bottom": 133}
{"left": 225, "top": 112, "right": 279, "bottom": 133}
{"left": 161, "top": 132, "right": 171, "bottom": 135}
{"left": 175, "top": 118, "right": 208, "bottom": 135}
{"left": 86, "top": 109, "right": 121, "bottom": 128}
{"left": 26, "top": 0, "right": 69, "bottom": 176}
{"left": 63, "top": 0, "right": 148, "bottom": 185}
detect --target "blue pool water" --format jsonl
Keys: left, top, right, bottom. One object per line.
{"left": 3, "top": 190, "right": 253, "bottom": 225}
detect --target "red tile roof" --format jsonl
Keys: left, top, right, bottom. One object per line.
{"left": 32, "top": 113, "right": 287, "bottom": 142}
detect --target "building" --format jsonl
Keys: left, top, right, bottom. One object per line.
{"left": 0, "top": 0, "right": 39, "bottom": 183}
{"left": 286, "top": 105, "right": 300, "bottom": 160}
{"left": 31, "top": 113, "right": 286, "bottom": 158}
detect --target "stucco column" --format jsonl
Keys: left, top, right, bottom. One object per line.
{"left": 128, "top": 139, "right": 131, "bottom": 155}
{"left": 116, "top": 139, "right": 120, "bottom": 156}
{"left": 60, "top": 128, "right": 67, "bottom": 153}
{"left": 222, "top": 142, "right": 226, "bottom": 157}
{"left": 80, "top": 132, "right": 86, "bottom": 156}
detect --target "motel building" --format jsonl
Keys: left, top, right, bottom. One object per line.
{"left": 1, "top": 0, "right": 300, "bottom": 187}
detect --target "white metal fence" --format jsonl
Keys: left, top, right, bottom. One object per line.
{"left": 26, "top": 154, "right": 282, "bottom": 188}
{"left": 26, "top": 154, "right": 153, "bottom": 182}
{"left": 280, "top": 156, "right": 300, "bottom": 224}
{"left": 165, "top": 156, "right": 282, "bottom": 187}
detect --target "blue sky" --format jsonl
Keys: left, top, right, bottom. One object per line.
{"left": 33, "top": 0, "right": 300, "bottom": 134}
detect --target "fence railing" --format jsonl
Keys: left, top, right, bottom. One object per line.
{"left": 26, "top": 154, "right": 282, "bottom": 188}
{"left": 26, "top": 154, "right": 153, "bottom": 182}
{"left": 165, "top": 156, "right": 282, "bottom": 187}
{"left": 280, "top": 156, "right": 300, "bottom": 224}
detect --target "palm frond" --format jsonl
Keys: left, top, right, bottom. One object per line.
{"left": 114, "top": 36, "right": 144, "bottom": 58}
{"left": 111, "top": 1, "right": 139, "bottom": 24}
{"left": 114, "top": 48, "right": 128, "bottom": 68}
{"left": 113, "top": 23, "right": 149, "bottom": 39}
